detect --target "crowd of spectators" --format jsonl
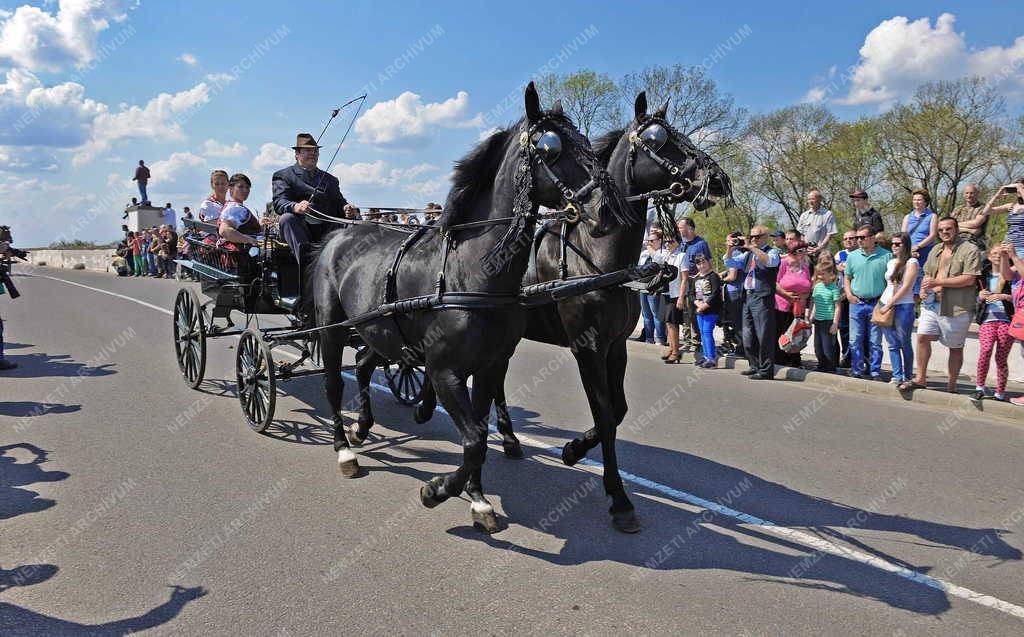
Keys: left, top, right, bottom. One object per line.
{"left": 636, "top": 182, "right": 1024, "bottom": 405}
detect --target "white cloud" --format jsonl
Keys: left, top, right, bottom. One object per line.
{"left": 0, "top": 0, "right": 136, "bottom": 72}
{"left": 251, "top": 142, "right": 294, "bottom": 171}
{"left": 204, "top": 72, "right": 235, "bottom": 84}
{"left": 178, "top": 52, "right": 198, "bottom": 67}
{"left": 149, "top": 151, "right": 207, "bottom": 185}
{"left": 355, "top": 90, "right": 483, "bottom": 148}
{"left": 202, "top": 139, "right": 248, "bottom": 157}
{"left": 811, "top": 13, "right": 1024, "bottom": 106}
{"left": 73, "top": 82, "right": 211, "bottom": 166}
{"left": 331, "top": 160, "right": 437, "bottom": 187}
{"left": 0, "top": 145, "right": 58, "bottom": 172}
{"left": 0, "top": 68, "right": 105, "bottom": 148}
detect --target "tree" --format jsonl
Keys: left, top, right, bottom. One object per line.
{"left": 619, "top": 64, "right": 747, "bottom": 155}
{"left": 742, "top": 104, "right": 837, "bottom": 227}
{"left": 535, "top": 70, "right": 620, "bottom": 137}
{"left": 874, "top": 77, "right": 1006, "bottom": 215}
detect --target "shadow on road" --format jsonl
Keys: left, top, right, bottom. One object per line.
{"left": 0, "top": 402, "right": 81, "bottom": 417}
{"left": 0, "top": 351, "right": 116, "bottom": 380}
{"left": 0, "top": 443, "right": 68, "bottom": 521}
{"left": 0, "top": 585, "right": 207, "bottom": 636}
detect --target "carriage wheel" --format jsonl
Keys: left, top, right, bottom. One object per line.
{"left": 384, "top": 361, "right": 427, "bottom": 406}
{"left": 236, "top": 328, "right": 276, "bottom": 433}
{"left": 173, "top": 288, "right": 206, "bottom": 389}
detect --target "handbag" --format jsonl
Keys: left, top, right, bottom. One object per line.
{"left": 870, "top": 300, "right": 894, "bottom": 327}
{"left": 779, "top": 316, "right": 812, "bottom": 353}
{"left": 1009, "top": 283, "right": 1024, "bottom": 341}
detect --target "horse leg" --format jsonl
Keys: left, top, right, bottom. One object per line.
{"left": 607, "top": 338, "right": 629, "bottom": 425}
{"left": 464, "top": 365, "right": 503, "bottom": 531}
{"left": 490, "top": 359, "right": 523, "bottom": 459}
{"left": 418, "top": 369, "right": 492, "bottom": 529}
{"left": 563, "top": 346, "right": 639, "bottom": 533}
{"left": 346, "top": 346, "right": 383, "bottom": 447}
{"left": 322, "top": 328, "right": 358, "bottom": 478}
{"left": 413, "top": 376, "right": 437, "bottom": 424}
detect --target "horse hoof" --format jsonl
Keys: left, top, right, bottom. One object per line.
{"left": 611, "top": 509, "right": 642, "bottom": 534}
{"left": 561, "top": 441, "right": 581, "bottom": 467}
{"left": 503, "top": 440, "right": 524, "bottom": 459}
{"left": 337, "top": 448, "right": 360, "bottom": 478}
{"left": 344, "top": 425, "right": 366, "bottom": 447}
{"left": 471, "top": 502, "right": 501, "bottom": 533}
{"left": 413, "top": 404, "right": 434, "bottom": 424}
{"left": 420, "top": 476, "right": 447, "bottom": 508}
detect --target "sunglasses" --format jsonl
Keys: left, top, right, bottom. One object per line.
{"left": 843, "top": 236, "right": 856, "bottom": 241}
{"left": 856, "top": 235, "right": 872, "bottom": 240}
{"left": 891, "top": 241, "right": 903, "bottom": 247}
{"left": 749, "top": 233, "right": 764, "bottom": 239}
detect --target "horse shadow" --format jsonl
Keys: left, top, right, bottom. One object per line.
{"left": 2, "top": 342, "right": 31, "bottom": 350}
{"left": 0, "top": 584, "right": 207, "bottom": 636}
{"left": 330, "top": 397, "right": 1018, "bottom": 618}
{"left": 1, "top": 352, "right": 116, "bottom": 379}
{"left": 0, "top": 402, "right": 81, "bottom": 418}
{"left": 0, "top": 564, "right": 58, "bottom": 593}
{"left": 0, "top": 443, "right": 69, "bottom": 521}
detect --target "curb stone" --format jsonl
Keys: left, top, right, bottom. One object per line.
{"left": 631, "top": 342, "right": 1023, "bottom": 428}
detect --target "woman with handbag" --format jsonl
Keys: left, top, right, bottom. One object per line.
{"left": 658, "top": 237, "right": 690, "bottom": 364}
{"left": 901, "top": 189, "right": 938, "bottom": 298}
{"left": 877, "top": 232, "right": 919, "bottom": 385}
{"left": 774, "top": 241, "right": 812, "bottom": 368}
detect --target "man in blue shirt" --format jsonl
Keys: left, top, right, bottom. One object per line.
{"left": 740, "top": 225, "right": 782, "bottom": 379}
{"left": 677, "top": 217, "right": 712, "bottom": 350}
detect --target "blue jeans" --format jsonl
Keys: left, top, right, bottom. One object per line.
{"left": 849, "top": 300, "right": 883, "bottom": 376}
{"left": 138, "top": 181, "right": 148, "bottom": 203}
{"left": 145, "top": 252, "right": 157, "bottom": 275}
{"left": 640, "top": 293, "right": 666, "bottom": 343}
{"left": 697, "top": 313, "right": 717, "bottom": 361}
{"left": 882, "top": 303, "right": 915, "bottom": 382}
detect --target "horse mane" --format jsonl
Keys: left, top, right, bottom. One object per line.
{"left": 437, "top": 124, "right": 515, "bottom": 229}
{"left": 593, "top": 127, "right": 625, "bottom": 166}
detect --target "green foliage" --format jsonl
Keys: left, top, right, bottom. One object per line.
{"left": 48, "top": 239, "right": 112, "bottom": 249}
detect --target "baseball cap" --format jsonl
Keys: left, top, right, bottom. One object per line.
{"left": 769, "top": 230, "right": 785, "bottom": 238}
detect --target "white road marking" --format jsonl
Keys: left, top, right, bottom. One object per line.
{"left": 26, "top": 271, "right": 1024, "bottom": 621}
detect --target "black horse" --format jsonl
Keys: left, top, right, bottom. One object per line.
{"left": 308, "top": 83, "right": 631, "bottom": 532}
{"left": 351, "top": 93, "right": 732, "bottom": 533}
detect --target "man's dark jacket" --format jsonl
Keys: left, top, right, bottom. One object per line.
{"left": 272, "top": 164, "right": 347, "bottom": 221}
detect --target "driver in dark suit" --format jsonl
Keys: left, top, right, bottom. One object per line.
{"left": 272, "top": 132, "right": 352, "bottom": 263}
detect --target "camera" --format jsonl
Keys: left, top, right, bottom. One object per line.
{"left": 1003, "top": 185, "right": 1019, "bottom": 195}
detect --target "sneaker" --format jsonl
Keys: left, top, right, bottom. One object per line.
{"left": 889, "top": 377, "right": 902, "bottom": 385}
{"left": 995, "top": 393, "right": 1008, "bottom": 402}
{"left": 850, "top": 373, "right": 864, "bottom": 380}
{"left": 740, "top": 368, "right": 757, "bottom": 376}
{"left": 970, "top": 389, "right": 985, "bottom": 402}
{"left": 870, "top": 374, "right": 883, "bottom": 382}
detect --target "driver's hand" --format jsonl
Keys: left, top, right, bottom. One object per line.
{"left": 293, "top": 201, "right": 310, "bottom": 214}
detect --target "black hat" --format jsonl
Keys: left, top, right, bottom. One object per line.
{"left": 849, "top": 190, "right": 869, "bottom": 200}
{"left": 291, "top": 133, "right": 322, "bottom": 150}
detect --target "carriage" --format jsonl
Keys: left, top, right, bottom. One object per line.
{"left": 171, "top": 218, "right": 428, "bottom": 432}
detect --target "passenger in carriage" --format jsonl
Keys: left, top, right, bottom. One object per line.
{"left": 218, "top": 173, "right": 264, "bottom": 246}
{"left": 198, "top": 169, "right": 229, "bottom": 223}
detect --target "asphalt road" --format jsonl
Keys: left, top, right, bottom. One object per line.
{"left": 3, "top": 267, "right": 1024, "bottom": 636}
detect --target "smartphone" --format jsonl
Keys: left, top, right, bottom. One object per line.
{"left": 1003, "top": 186, "right": 1018, "bottom": 194}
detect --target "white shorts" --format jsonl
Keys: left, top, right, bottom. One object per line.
{"left": 917, "top": 307, "right": 972, "bottom": 348}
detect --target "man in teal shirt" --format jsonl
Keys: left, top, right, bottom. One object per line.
{"left": 843, "top": 224, "right": 892, "bottom": 379}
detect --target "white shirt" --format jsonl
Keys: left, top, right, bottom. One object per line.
{"left": 665, "top": 248, "right": 690, "bottom": 299}
{"left": 163, "top": 207, "right": 176, "bottom": 227}
{"left": 797, "top": 207, "right": 838, "bottom": 247}
{"left": 880, "top": 257, "right": 919, "bottom": 306}
{"left": 638, "top": 247, "right": 667, "bottom": 266}
{"left": 198, "top": 198, "right": 224, "bottom": 222}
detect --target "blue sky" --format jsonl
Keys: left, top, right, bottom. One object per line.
{"left": 2, "top": 1, "right": 1023, "bottom": 246}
